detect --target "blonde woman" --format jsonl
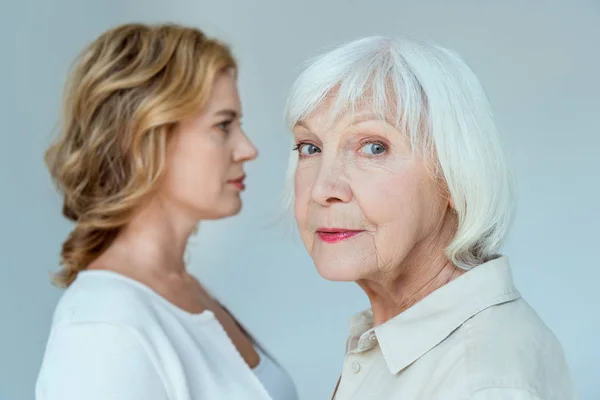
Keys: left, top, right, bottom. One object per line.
{"left": 36, "top": 23, "right": 297, "bottom": 400}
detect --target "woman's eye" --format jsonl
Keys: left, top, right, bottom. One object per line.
{"left": 294, "top": 143, "right": 321, "bottom": 156}
{"left": 218, "top": 121, "right": 232, "bottom": 133}
{"left": 360, "top": 142, "right": 387, "bottom": 155}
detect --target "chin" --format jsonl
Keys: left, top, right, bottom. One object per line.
{"left": 225, "top": 203, "right": 243, "bottom": 217}
{"left": 197, "top": 197, "right": 242, "bottom": 220}
{"left": 217, "top": 201, "right": 243, "bottom": 219}
{"left": 307, "top": 237, "right": 370, "bottom": 282}
{"left": 313, "top": 258, "right": 361, "bottom": 282}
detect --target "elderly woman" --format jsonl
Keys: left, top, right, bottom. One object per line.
{"left": 285, "top": 37, "right": 576, "bottom": 399}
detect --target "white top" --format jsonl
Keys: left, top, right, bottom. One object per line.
{"left": 36, "top": 270, "right": 298, "bottom": 400}
{"left": 252, "top": 344, "right": 298, "bottom": 400}
{"left": 334, "top": 257, "right": 577, "bottom": 400}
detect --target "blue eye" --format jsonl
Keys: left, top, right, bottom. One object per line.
{"left": 294, "top": 143, "right": 321, "bottom": 156}
{"left": 360, "top": 142, "right": 386, "bottom": 155}
{"left": 218, "top": 120, "right": 233, "bottom": 134}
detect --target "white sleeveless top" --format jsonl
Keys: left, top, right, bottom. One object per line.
{"left": 36, "top": 270, "right": 298, "bottom": 400}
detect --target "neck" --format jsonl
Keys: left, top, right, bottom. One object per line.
{"left": 90, "top": 195, "right": 198, "bottom": 279}
{"left": 357, "top": 210, "right": 464, "bottom": 326}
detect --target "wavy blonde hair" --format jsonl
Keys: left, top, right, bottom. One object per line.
{"left": 45, "top": 23, "right": 236, "bottom": 287}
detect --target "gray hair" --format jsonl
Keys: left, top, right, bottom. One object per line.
{"left": 284, "top": 36, "right": 515, "bottom": 269}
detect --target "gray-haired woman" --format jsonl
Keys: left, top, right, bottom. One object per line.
{"left": 285, "top": 37, "right": 576, "bottom": 399}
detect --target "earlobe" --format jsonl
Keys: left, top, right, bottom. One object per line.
{"left": 448, "top": 196, "right": 455, "bottom": 211}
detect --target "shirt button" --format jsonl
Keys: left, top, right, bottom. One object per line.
{"left": 351, "top": 361, "right": 361, "bottom": 373}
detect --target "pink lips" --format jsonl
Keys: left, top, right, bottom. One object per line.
{"left": 227, "top": 175, "right": 246, "bottom": 191}
{"left": 316, "top": 229, "right": 364, "bottom": 243}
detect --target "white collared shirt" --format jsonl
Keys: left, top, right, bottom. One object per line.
{"left": 334, "top": 257, "right": 577, "bottom": 399}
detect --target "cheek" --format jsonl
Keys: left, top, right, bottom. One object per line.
{"left": 166, "top": 134, "right": 227, "bottom": 203}
{"left": 293, "top": 163, "right": 316, "bottom": 224}
{"left": 294, "top": 164, "right": 321, "bottom": 255}
{"left": 352, "top": 166, "right": 419, "bottom": 223}
{"left": 351, "top": 165, "right": 426, "bottom": 259}
{"left": 189, "top": 145, "right": 224, "bottom": 188}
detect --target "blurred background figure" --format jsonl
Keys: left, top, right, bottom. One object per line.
{"left": 35, "top": 23, "right": 297, "bottom": 400}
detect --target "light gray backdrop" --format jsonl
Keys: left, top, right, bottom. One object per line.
{"left": 1, "top": 1, "right": 598, "bottom": 399}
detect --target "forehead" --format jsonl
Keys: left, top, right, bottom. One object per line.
{"left": 295, "top": 97, "right": 394, "bottom": 134}
{"left": 205, "top": 71, "right": 240, "bottom": 111}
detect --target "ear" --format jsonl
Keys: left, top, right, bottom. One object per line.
{"left": 448, "top": 196, "right": 455, "bottom": 211}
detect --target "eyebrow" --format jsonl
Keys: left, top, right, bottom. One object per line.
{"left": 295, "top": 112, "right": 394, "bottom": 131}
{"left": 214, "top": 109, "right": 241, "bottom": 119}
{"left": 350, "top": 112, "right": 386, "bottom": 125}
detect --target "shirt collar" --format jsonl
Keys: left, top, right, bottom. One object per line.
{"left": 347, "top": 256, "right": 521, "bottom": 375}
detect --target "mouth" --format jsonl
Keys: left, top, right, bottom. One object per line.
{"left": 227, "top": 175, "right": 246, "bottom": 191}
{"left": 316, "top": 228, "right": 365, "bottom": 243}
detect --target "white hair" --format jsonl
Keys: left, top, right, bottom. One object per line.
{"left": 283, "top": 36, "right": 515, "bottom": 269}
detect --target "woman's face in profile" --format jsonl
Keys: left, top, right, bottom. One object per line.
{"left": 292, "top": 99, "right": 449, "bottom": 282}
{"left": 160, "top": 71, "right": 258, "bottom": 220}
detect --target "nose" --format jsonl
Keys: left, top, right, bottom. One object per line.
{"left": 311, "top": 157, "right": 352, "bottom": 206}
{"left": 233, "top": 130, "right": 258, "bottom": 163}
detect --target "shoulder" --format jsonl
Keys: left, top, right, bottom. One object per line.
{"left": 467, "top": 296, "right": 561, "bottom": 353}
{"left": 36, "top": 322, "right": 169, "bottom": 400}
{"left": 462, "top": 298, "right": 576, "bottom": 399}
{"left": 50, "top": 271, "right": 160, "bottom": 330}
{"left": 38, "top": 273, "right": 175, "bottom": 399}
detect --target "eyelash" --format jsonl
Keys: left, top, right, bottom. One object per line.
{"left": 360, "top": 139, "right": 388, "bottom": 156}
{"left": 293, "top": 140, "right": 389, "bottom": 157}
{"left": 292, "top": 142, "right": 320, "bottom": 157}
{"left": 218, "top": 120, "right": 233, "bottom": 133}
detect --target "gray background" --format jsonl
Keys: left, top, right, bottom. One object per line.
{"left": 1, "top": 1, "right": 598, "bottom": 399}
